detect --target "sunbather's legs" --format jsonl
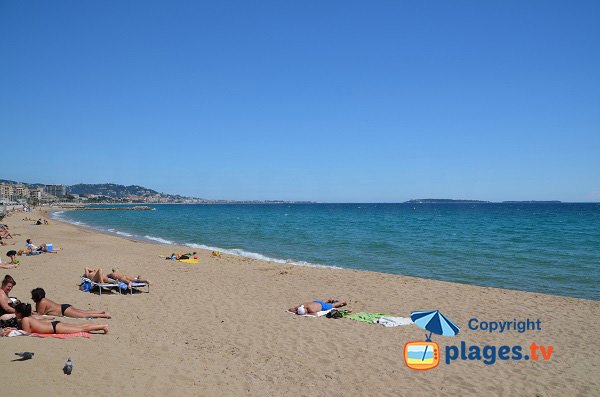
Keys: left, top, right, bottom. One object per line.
{"left": 56, "top": 322, "right": 109, "bottom": 334}
{"left": 63, "top": 306, "right": 111, "bottom": 319}
{"left": 332, "top": 302, "right": 347, "bottom": 308}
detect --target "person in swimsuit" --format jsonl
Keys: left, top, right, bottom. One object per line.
{"left": 289, "top": 299, "right": 347, "bottom": 315}
{"left": 0, "top": 275, "right": 16, "bottom": 320}
{"left": 31, "top": 288, "right": 111, "bottom": 319}
{"left": 107, "top": 268, "right": 150, "bottom": 289}
{"left": 11, "top": 303, "right": 109, "bottom": 334}
{"left": 84, "top": 267, "right": 118, "bottom": 284}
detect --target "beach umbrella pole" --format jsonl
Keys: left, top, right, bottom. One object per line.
{"left": 421, "top": 331, "right": 433, "bottom": 361}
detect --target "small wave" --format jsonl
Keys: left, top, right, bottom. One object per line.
{"left": 144, "top": 235, "right": 174, "bottom": 245}
{"left": 115, "top": 231, "right": 133, "bottom": 237}
{"left": 184, "top": 243, "right": 342, "bottom": 270}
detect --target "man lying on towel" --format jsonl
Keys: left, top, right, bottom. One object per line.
{"left": 289, "top": 299, "right": 347, "bottom": 315}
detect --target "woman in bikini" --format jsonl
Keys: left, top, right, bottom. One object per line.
{"left": 13, "top": 303, "right": 109, "bottom": 334}
{"left": 31, "top": 288, "right": 111, "bottom": 319}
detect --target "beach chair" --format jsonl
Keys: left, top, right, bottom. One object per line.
{"left": 123, "top": 280, "right": 150, "bottom": 295}
{"left": 81, "top": 276, "right": 121, "bottom": 296}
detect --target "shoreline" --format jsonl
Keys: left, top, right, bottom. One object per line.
{"left": 1, "top": 208, "right": 599, "bottom": 396}
{"left": 49, "top": 208, "right": 598, "bottom": 303}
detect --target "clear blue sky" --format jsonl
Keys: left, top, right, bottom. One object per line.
{"left": 1, "top": 1, "right": 598, "bottom": 202}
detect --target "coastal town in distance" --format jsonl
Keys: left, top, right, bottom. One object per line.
{"left": 0, "top": 179, "right": 314, "bottom": 206}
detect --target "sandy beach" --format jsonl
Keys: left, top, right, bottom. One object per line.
{"left": 1, "top": 208, "right": 599, "bottom": 396}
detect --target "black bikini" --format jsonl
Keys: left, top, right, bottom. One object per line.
{"left": 60, "top": 304, "right": 71, "bottom": 316}
{"left": 51, "top": 320, "right": 60, "bottom": 334}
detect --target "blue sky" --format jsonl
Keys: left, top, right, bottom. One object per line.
{"left": 1, "top": 1, "right": 598, "bottom": 202}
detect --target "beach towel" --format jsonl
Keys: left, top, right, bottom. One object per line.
{"left": 287, "top": 309, "right": 332, "bottom": 317}
{"left": 2, "top": 329, "right": 28, "bottom": 337}
{"left": 374, "top": 316, "right": 413, "bottom": 327}
{"left": 346, "top": 312, "right": 389, "bottom": 324}
{"left": 31, "top": 332, "right": 91, "bottom": 339}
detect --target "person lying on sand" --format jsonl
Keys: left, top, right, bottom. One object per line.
{"left": 0, "top": 262, "right": 19, "bottom": 269}
{"left": 84, "top": 267, "right": 118, "bottom": 284}
{"left": 168, "top": 252, "right": 197, "bottom": 260}
{"left": 0, "top": 227, "right": 15, "bottom": 239}
{"left": 10, "top": 303, "right": 109, "bottom": 334}
{"left": 0, "top": 236, "right": 16, "bottom": 246}
{"left": 107, "top": 268, "right": 151, "bottom": 289}
{"left": 289, "top": 299, "right": 347, "bottom": 315}
{"left": 31, "top": 288, "right": 111, "bottom": 319}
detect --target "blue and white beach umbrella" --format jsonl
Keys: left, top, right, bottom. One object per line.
{"left": 410, "top": 310, "right": 460, "bottom": 341}
{"left": 410, "top": 310, "right": 460, "bottom": 361}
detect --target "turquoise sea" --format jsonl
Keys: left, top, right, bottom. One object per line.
{"left": 52, "top": 203, "right": 600, "bottom": 300}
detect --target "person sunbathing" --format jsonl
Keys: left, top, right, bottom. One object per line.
{"left": 0, "top": 262, "right": 19, "bottom": 269}
{"left": 13, "top": 303, "right": 109, "bottom": 334}
{"left": 84, "top": 267, "right": 118, "bottom": 284}
{"left": 0, "top": 227, "right": 14, "bottom": 239}
{"left": 167, "top": 252, "right": 197, "bottom": 260}
{"left": 31, "top": 288, "right": 111, "bottom": 319}
{"left": 107, "top": 268, "right": 150, "bottom": 289}
{"left": 289, "top": 299, "right": 347, "bottom": 315}
{"left": 0, "top": 236, "right": 16, "bottom": 246}
{"left": 25, "top": 239, "right": 52, "bottom": 253}
{"left": 0, "top": 275, "right": 16, "bottom": 320}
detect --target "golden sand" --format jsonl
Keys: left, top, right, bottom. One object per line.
{"left": 1, "top": 209, "right": 598, "bottom": 396}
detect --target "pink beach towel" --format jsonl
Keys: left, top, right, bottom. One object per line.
{"left": 30, "top": 332, "right": 91, "bottom": 339}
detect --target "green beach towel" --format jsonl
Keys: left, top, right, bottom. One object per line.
{"left": 346, "top": 312, "right": 389, "bottom": 324}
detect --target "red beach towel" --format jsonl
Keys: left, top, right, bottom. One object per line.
{"left": 30, "top": 332, "right": 91, "bottom": 339}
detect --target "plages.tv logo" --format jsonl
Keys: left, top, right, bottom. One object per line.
{"left": 404, "top": 310, "right": 460, "bottom": 371}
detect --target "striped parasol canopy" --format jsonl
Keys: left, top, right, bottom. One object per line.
{"left": 410, "top": 310, "right": 460, "bottom": 340}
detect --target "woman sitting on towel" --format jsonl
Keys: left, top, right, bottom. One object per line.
{"left": 31, "top": 288, "right": 111, "bottom": 319}
{"left": 107, "top": 268, "right": 151, "bottom": 290}
{"left": 11, "top": 303, "right": 108, "bottom": 334}
{"left": 289, "top": 299, "right": 347, "bottom": 315}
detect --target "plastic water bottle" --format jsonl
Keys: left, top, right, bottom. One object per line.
{"left": 64, "top": 357, "right": 73, "bottom": 375}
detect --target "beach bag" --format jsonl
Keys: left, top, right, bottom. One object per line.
{"left": 81, "top": 280, "right": 92, "bottom": 292}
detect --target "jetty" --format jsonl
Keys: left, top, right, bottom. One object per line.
{"left": 70, "top": 206, "right": 154, "bottom": 211}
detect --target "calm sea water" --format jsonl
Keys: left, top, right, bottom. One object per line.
{"left": 52, "top": 203, "right": 600, "bottom": 300}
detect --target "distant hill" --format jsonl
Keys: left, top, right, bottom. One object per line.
{"left": 405, "top": 199, "right": 491, "bottom": 204}
{"left": 0, "top": 179, "right": 45, "bottom": 189}
{"left": 67, "top": 183, "right": 161, "bottom": 198}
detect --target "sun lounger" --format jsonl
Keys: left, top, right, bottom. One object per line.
{"left": 81, "top": 276, "right": 120, "bottom": 296}
{"left": 81, "top": 276, "right": 149, "bottom": 295}
{"left": 124, "top": 280, "right": 150, "bottom": 294}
